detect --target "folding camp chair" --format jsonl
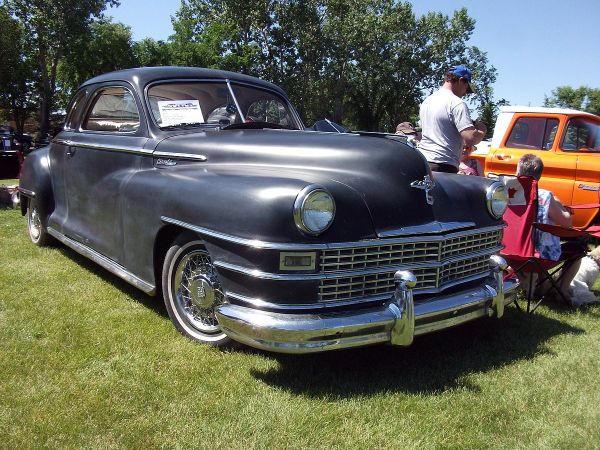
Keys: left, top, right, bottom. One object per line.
{"left": 499, "top": 175, "right": 586, "bottom": 313}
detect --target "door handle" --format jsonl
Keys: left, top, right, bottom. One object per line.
{"left": 66, "top": 147, "right": 76, "bottom": 157}
{"left": 495, "top": 154, "right": 512, "bottom": 161}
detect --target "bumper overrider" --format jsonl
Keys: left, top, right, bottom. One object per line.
{"left": 215, "top": 255, "right": 518, "bottom": 353}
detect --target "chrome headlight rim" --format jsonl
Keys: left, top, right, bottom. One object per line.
{"left": 293, "top": 184, "right": 336, "bottom": 236}
{"left": 486, "top": 181, "right": 508, "bottom": 219}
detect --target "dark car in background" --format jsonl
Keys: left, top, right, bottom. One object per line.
{"left": 0, "top": 126, "right": 24, "bottom": 178}
{"left": 19, "top": 67, "right": 517, "bottom": 353}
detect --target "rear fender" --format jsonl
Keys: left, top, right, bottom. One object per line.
{"left": 18, "top": 147, "right": 55, "bottom": 217}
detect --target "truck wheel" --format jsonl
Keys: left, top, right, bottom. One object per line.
{"left": 27, "top": 199, "right": 50, "bottom": 246}
{"left": 162, "top": 234, "right": 232, "bottom": 347}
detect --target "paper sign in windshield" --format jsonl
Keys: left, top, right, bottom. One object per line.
{"left": 158, "top": 100, "right": 204, "bottom": 126}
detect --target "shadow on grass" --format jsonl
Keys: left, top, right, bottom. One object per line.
{"left": 250, "top": 307, "right": 583, "bottom": 396}
{"left": 51, "top": 241, "right": 587, "bottom": 396}
{"left": 55, "top": 245, "right": 167, "bottom": 319}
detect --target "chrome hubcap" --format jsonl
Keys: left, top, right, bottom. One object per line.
{"left": 174, "top": 249, "right": 223, "bottom": 334}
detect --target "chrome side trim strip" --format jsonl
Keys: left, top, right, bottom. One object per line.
{"left": 216, "top": 260, "right": 323, "bottom": 280}
{"left": 214, "top": 246, "right": 502, "bottom": 280}
{"left": 160, "top": 216, "right": 322, "bottom": 250}
{"left": 161, "top": 216, "right": 504, "bottom": 251}
{"left": 47, "top": 227, "right": 156, "bottom": 295}
{"left": 17, "top": 187, "right": 35, "bottom": 198}
{"left": 153, "top": 151, "right": 207, "bottom": 161}
{"left": 52, "top": 139, "right": 153, "bottom": 155}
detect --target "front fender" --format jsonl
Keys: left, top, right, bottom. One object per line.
{"left": 18, "top": 147, "right": 55, "bottom": 217}
{"left": 137, "top": 164, "right": 376, "bottom": 244}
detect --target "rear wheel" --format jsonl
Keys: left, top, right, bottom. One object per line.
{"left": 162, "top": 234, "right": 232, "bottom": 346}
{"left": 27, "top": 199, "right": 50, "bottom": 246}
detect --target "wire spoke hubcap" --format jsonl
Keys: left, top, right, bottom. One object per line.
{"left": 174, "top": 249, "right": 223, "bottom": 334}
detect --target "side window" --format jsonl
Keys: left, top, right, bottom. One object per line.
{"left": 561, "top": 118, "right": 600, "bottom": 151}
{"left": 505, "top": 117, "right": 558, "bottom": 150}
{"left": 82, "top": 86, "right": 140, "bottom": 133}
{"left": 64, "top": 90, "right": 87, "bottom": 130}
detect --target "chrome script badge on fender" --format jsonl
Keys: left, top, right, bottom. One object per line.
{"left": 410, "top": 175, "right": 435, "bottom": 205}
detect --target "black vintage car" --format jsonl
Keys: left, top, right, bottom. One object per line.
{"left": 19, "top": 67, "right": 517, "bottom": 353}
{"left": 0, "top": 126, "right": 23, "bottom": 178}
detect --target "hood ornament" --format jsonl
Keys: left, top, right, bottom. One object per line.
{"left": 410, "top": 175, "right": 435, "bottom": 205}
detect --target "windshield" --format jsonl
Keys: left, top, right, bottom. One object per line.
{"left": 146, "top": 80, "right": 300, "bottom": 130}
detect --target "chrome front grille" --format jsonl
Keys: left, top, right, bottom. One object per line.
{"left": 319, "top": 228, "right": 502, "bottom": 302}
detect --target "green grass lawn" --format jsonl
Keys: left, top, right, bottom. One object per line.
{"left": 1, "top": 204, "right": 600, "bottom": 449}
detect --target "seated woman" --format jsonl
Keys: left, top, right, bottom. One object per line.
{"left": 517, "top": 153, "right": 581, "bottom": 300}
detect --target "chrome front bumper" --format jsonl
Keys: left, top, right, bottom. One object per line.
{"left": 215, "top": 256, "right": 519, "bottom": 353}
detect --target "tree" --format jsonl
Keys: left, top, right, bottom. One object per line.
{"left": 544, "top": 86, "right": 600, "bottom": 116}
{"left": 57, "top": 19, "right": 136, "bottom": 105}
{"left": 171, "top": 1, "right": 498, "bottom": 131}
{"left": 4, "top": 0, "right": 119, "bottom": 138}
{"left": 133, "top": 38, "right": 174, "bottom": 67}
{"left": 0, "top": 5, "right": 37, "bottom": 133}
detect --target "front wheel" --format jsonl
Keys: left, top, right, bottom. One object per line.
{"left": 162, "top": 235, "right": 232, "bottom": 347}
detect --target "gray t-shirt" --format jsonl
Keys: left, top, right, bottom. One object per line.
{"left": 418, "top": 88, "right": 474, "bottom": 168}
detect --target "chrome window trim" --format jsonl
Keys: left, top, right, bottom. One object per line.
{"left": 226, "top": 79, "right": 246, "bottom": 122}
{"left": 63, "top": 89, "right": 88, "bottom": 131}
{"left": 47, "top": 227, "right": 156, "bottom": 295}
{"left": 161, "top": 216, "right": 504, "bottom": 251}
{"left": 214, "top": 246, "right": 503, "bottom": 281}
{"left": 52, "top": 139, "right": 152, "bottom": 155}
{"left": 152, "top": 151, "right": 207, "bottom": 161}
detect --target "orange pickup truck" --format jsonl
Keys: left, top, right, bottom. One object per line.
{"left": 471, "top": 106, "right": 600, "bottom": 228}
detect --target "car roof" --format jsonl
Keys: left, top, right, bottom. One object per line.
{"left": 81, "top": 66, "right": 287, "bottom": 97}
{"left": 499, "top": 105, "right": 599, "bottom": 118}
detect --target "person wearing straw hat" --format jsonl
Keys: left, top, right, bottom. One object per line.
{"left": 395, "top": 121, "right": 421, "bottom": 148}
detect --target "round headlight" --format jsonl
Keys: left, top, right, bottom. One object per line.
{"left": 486, "top": 181, "right": 508, "bottom": 219}
{"left": 294, "top": 185, "right": 336, "bottom": 235}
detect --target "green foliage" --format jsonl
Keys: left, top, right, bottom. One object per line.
{"left": 133, "top": 38, "right": 174, "bottom": 67}
{"left": 3, "top": 0, "right": 500, "bottom": 135}
{"left": 57, "top": 19, "right": 136, "bottom": 107}
{"left": 170, "top": 1, "right": 498, "bottom": 131}
{"left": 4, "top": 0, "right": 119, "bottom": 137}
{"left": 544, "top": 86, "right": 600, "bottom": 116}
{"left": 0, "top": 5, "right": 37, "bottom": 132}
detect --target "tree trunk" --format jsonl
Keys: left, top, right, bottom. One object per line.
{"left": 38, "top": 46, "right": 51, "bottom": 139}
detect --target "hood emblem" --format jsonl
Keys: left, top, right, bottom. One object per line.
{"left": 410, "top": 175, "right": 435, "bottom": 205}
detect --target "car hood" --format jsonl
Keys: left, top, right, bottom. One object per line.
{"left": 154, "top": 129, "right": 493, "bottom": 238}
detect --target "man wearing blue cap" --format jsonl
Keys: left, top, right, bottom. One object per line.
{"left": 418, "top": 64, "right": 487, "bottom": 173}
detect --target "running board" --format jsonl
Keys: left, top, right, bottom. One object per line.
{"left": 47, "top": 227, "right": 156, "bottom": 295}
